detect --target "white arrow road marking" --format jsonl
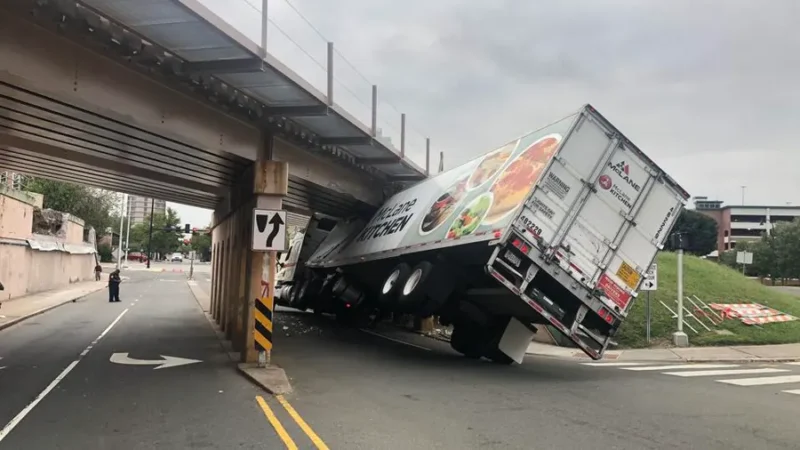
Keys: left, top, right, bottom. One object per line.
{"left": 110, "top": 353, "right": 201, "bottom": 370}
{"left": 0, "top": 309, "right": 129, "bottom": 442}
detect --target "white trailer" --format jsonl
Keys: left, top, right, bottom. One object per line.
{"left": 283, "top": 104, "right": 689, "bottom": 364}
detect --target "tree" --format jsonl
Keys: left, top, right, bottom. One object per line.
{"left": 125, "top": 208, "right": 183, "bottom": 259}
{"left": 191, "top": 232, "right": 211, "bottom": 256}
{"left": 23, "top": 177, "right": 117, "bottom": 233}
{"left": 664, "top": 210, "right": 718, "bottom": 256}
{"left": 718, "top": 219, "right": 800, "bottom": 282}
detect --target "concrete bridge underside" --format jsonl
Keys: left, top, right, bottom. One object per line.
{"left": 0, "top": 9, "right": 385, "bottom": 219}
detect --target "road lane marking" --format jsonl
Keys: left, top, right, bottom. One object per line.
{"left": 785, "top": 362, "right": 800, "bottom": 366}
{"left": 0, "top": 360, "right": 79, "bottom": 441}
{"left": 663, "top": 368, "right": 789, "bottom": 377}
{"left": 0, "top": 308, "right": 129, "bottom": 442}
{"left": 783, "top": 389, "right": 800, "bottom": 395}
{"left": 581, "top": 362, "right": 646, "bottom": 367}
{"left": 622, "top": 364, "right": 738, "bottom": 371}
{"left": 276, "top": 395, "right": 330, "bottom": 450}
{"left": 359, "top": 329, "right": 432, "bottom": 351}
{"left": 717, "top": 375, "right": 800, "bottom": 386}
{"left": 255, "top": 396, "right": 298, "bottom": 450}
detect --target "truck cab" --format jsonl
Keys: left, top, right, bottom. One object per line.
{"left": 275, "top": 213, "right": 339, "bottom": 308}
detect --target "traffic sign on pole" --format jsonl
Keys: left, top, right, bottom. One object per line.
{"left": 252, "top": 209, "right": 287, "bottom": 252}
{"left": 641, "top": 264, "right": 657, "bottom": 291}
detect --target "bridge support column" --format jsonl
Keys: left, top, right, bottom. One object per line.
{"left": 242, "top": 158, "right": 287, "bottom": 362}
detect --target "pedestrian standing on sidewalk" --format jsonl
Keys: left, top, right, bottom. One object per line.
{"left": 108, "top": 269, "right": 122, "bottom": 303}
{"left": 94, "top": 263, "right": 102, "bottom": 281}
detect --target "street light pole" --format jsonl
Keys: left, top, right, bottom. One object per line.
{"left": 123, "top": 198, "right": 132, "bottom": 267}
{"left": 116, "top": 194, "right": 126, "bottom": 269}
{"left": 145, "top": 198, "right": 155, "bottom": 269}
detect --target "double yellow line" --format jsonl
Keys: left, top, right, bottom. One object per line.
{"left": 256, "top": 395, "right": 329, "bottom": 450}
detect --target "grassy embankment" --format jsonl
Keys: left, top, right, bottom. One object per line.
{"left": 617, "top": 252, "right": 800, "bottom": 348}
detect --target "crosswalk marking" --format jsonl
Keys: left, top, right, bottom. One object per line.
{"left": 621, "top": 364, "right": 738, "bottom": 371}
{"left": 782, "top": 389, "right": 800, "bottom": 395}
{"left": 717, "top": 375, "right": 800, "bottom": 386}
{"left": 663, "top": 368, "right": 789, "bottom": 377}
{"left": 784, "top": 362, "right": 800, "bottom": 366}
{"left": 581, "top": 362, "right": 646, "bottom": 367}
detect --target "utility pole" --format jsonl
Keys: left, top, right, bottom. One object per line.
{"left": 116, "top": 194, "right": 126, "bottom": 269}
{"left": 740, "top": 185, "right": 746, "bottom": 205}
{"left": 145, "top": 198, "right": 155, "bottom": 269}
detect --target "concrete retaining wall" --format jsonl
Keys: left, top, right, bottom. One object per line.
{"left": 0, "top": 242, "right": 94, "bottom": 300}
{"left": 0, "top": 186, "right": 95, "bottom": 301}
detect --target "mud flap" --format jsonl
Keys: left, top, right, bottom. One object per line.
{"left": 497, "top": 317, "right": 536, "bottom": 364}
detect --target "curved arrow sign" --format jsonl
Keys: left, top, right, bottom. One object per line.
{"left": 110, "top": 352, "right": 201, "bottom": 370}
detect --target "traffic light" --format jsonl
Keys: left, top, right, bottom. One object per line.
{"left": 184, "top": 223, "right": 190, "bottom": 234}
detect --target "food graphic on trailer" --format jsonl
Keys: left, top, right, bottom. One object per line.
{"left": 485, "top": 134, "right": 562, "bottom": 224}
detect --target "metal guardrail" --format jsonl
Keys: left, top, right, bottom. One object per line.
{"left": 198, "top": 0, "right": 434, "bottom": 172}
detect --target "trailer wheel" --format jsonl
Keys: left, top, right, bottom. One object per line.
{"left": 396, "top": 261, "right": 435, "bottom": 313}
{"left": 378, "top": 263, "right": 411, "bottom": 307}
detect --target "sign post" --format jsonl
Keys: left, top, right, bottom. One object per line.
{"left": 736, "top": 251, "right": 753, "bottom": 276}
{"left": 641, "top": 264, "right": 657, "bottom": 343}
{"left": 251, "top": 209, "right": 287, "bottom": 368}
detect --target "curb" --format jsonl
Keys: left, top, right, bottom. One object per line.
{"left": 238, "top": 363, "right": 293, "bottom": 395}
{"left": 672, "top": 357, "right": 800, "bottom": 364}
{"left": 185, "top": 280, "right": 294, "bottom": 395}
{"left": 0, "top": 285, "right": 105, "bottom": 332}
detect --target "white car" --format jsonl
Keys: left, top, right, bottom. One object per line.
{"left": 170, "top": 253, "right": 183, "bottom": 262}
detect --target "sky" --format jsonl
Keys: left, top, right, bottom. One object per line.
{"left": 173, "top": 0, "right": 800, "bottom": 214}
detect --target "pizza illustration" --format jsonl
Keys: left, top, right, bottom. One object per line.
{"left": 466, "top": 141, "right": 516, "bottom": 190}
{"left": 484, "top": 134, "right": 562, "bottom": 224}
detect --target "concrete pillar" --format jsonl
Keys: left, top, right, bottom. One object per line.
{"left": 217, "top": 238, "right": 228, "bottom": 325}
{"left": 232, "top": 208, "right": 250, "bottom": 352}
{"left": 210, "top": 241, "right": 218, "bottom": 319}
{"left": 243, "top": 141, "right": 288, "bottom": 363}
{"left": 225, "top": 209, "right": 243, "bottom": 340}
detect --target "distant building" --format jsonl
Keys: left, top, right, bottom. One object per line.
{"left": 128, "top": 195, "right": 166, "bottom": 224}
{"left": 694, "top": 196, "right": 800, "bottom": 253}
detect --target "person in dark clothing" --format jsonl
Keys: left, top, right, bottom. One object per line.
{"left": 108, "top": 269, "right": 122, "bottom": 303}
{"left": 95, "top": 263, "right": 102, "bottom": 281}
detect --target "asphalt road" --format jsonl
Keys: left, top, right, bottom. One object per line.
{"left": 5, "top": 272, "right": 800, "bottom": 449}
{"left": 0, "top": 270, "right": 306, "bottom": 449}
{"left": 271, "top": 311, "right": 800, "bottom": 450}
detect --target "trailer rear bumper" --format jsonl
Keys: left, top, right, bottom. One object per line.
{"left": 486, "top": 237, "right": 619, "bottom": 360}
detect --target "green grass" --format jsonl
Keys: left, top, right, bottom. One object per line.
{"left": 616, "top": 252, "right": 800, "bottom": 348}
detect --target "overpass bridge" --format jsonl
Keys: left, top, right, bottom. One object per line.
{"left": 0, "top": 0, "right": 434, "bottom": 362}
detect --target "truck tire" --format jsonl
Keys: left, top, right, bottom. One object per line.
{"left": 378, "top": 263, "right": 411, "bottom": 307}
{"left": 485, "top": 348, "right": 515, "bottom": 365}
{"left": 295, "top": 277, "right": 321, "bottom": 310}
{"left": 396, "top": 261, "right": 435, "bottom": 313}
{"left": 450, "top": 326, "right": 483, "bottom": 359}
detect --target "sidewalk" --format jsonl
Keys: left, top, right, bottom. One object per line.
{"left": 0, "top": 281, "right": 105, "bottom": 331}
{"left": 526, "top": 341, "right": 800, "bottom": 363}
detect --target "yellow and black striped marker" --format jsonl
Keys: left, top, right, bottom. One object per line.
{"left": 255, "top": 280, "right": 273, "bottom": 352}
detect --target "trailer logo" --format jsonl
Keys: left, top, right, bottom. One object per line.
{"left": 654, "top": 206, "right": 675, "bottom": 240}
{"left": 598, "top": 175, "right": 612, "bottom": 190}
{"left": 355, "top": 198, "right": 418, "bottom": 242}
{"left": 608, "top": 161, "right": 641, "bottom": 192}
